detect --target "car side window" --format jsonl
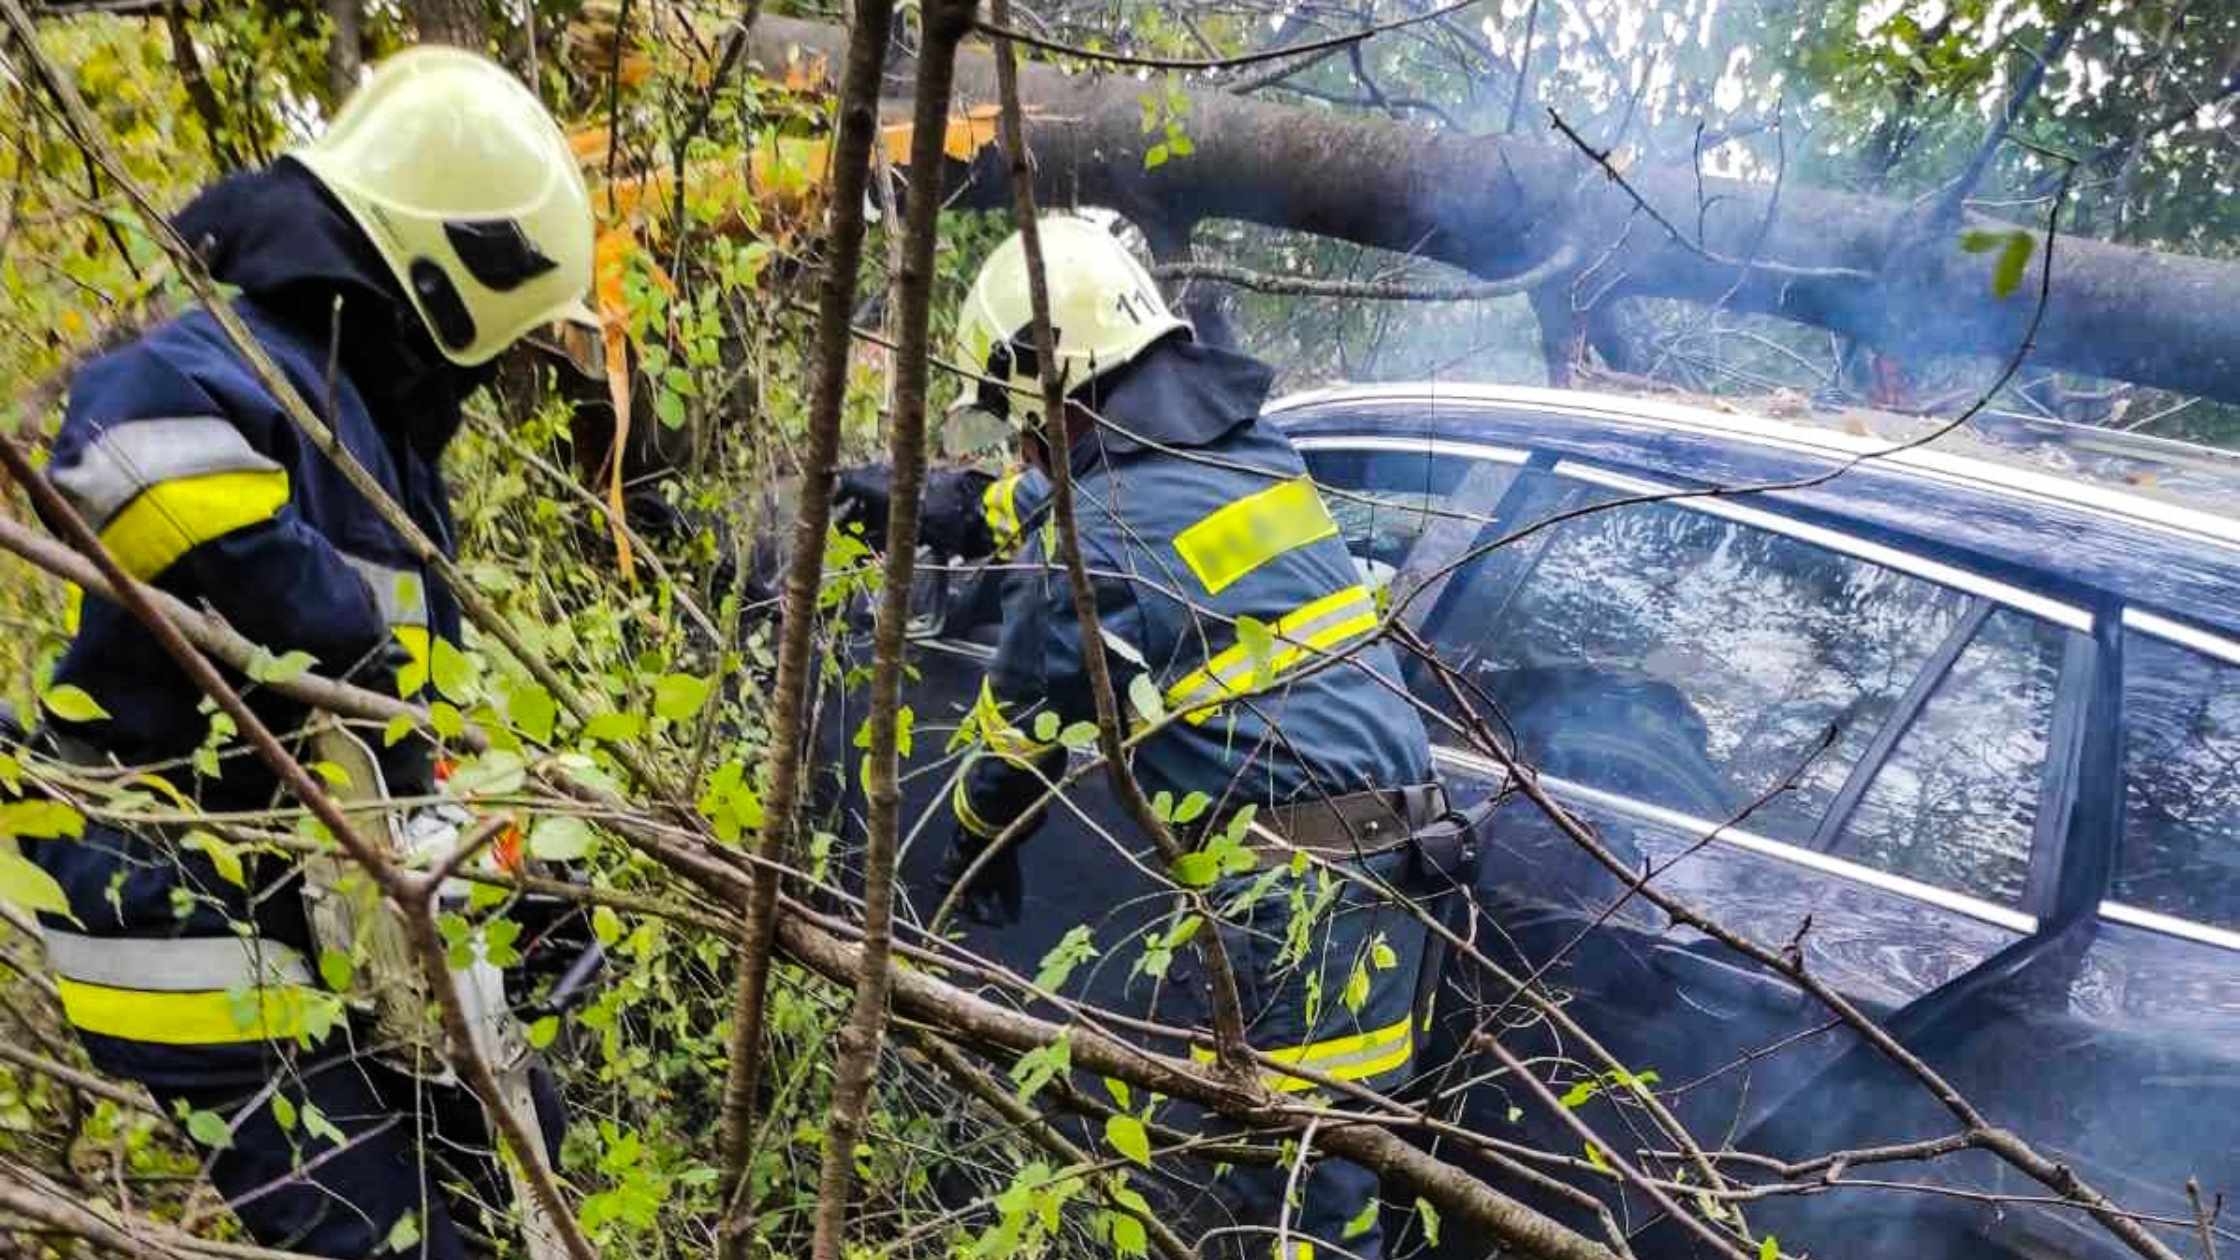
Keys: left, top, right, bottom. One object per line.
{"left": 1829, "top": 608, "right": 2069, "bottom": 906}
{"left": 2117, "top": 630, "right": 2240, "bottom": 932}
{"left": 1447, "top": 471, "right": 1972, "bottom": 840}
{"left": 1305, "top": 450, "right": 1499, "bottom": 574}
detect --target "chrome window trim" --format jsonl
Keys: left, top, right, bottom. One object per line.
{"left": 1268, "top": 383, "right": 2240, "bottom": 553}
{"left": 1432, "top": 747, "right": 2039, "bottom": 934}
{"left": 2121, "top": 608, "right": 2240, "bottom": 669}
{"left": 2100, "top": 900, "right": 2240, "bottom": 952}
{"left": 1551, "top": 460, "right": 2094, "bottom": 631}
{"left": 1291, "top": 435, "right": 1532, "bottom": 466}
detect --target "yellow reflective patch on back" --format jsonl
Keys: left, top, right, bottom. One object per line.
{"left": 1172, "top": 476, "right": 1338, "bottom": 595}
{"left": 98, "top": 469, "right": 289, "bottom": 580}
{"left": 56, "top": 978, "right": 320, "bottom": 1045}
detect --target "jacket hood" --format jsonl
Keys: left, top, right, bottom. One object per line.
{"left": 173, "top": 159, "right": 480, "bottom": 458}
{"left": 1070, "top": 336, "right": 1275, "bottom": 465}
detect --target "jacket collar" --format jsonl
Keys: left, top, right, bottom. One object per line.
{"left": 172, "top": 159, "right": 481, "bottom": 460}
{"left": 1067, "top": 337, "right": 1276, "bottom": 471}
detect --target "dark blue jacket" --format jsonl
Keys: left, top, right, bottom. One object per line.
{"left": 26, "top": 163, "right": 467, "bottom": 1086}
{"left": 954, "top": 341, "right": 1431, "bottom": 844}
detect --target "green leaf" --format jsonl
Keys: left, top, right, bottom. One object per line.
{"left": 1584, "top": 1142, "right": 1614, "bottom": 1176}
{"left": 1992, "top": 229, "right": 2035, "bottom": 299}
{"left": 1128, "top": 673, "right": 1164, "bottom": 723}
{"left": 381, "top": 713, "right": 417, "bottom": 747}
{"left": 1111, "top": 1211, "right": 1148, "bottom": 1257}
{"left": 182, "top": 829, "right": 246, "bottom": 888}
{"left": 1104, "top": 1114, "right": 1151, "bottom": 1167}
{"left": 583, "top": 711, "right": 642, "bottom": 743}
{"left": 1172, "top": 791, "right": 1210, "bottom": 825}
{"left": 481, "top": 918, "right": 522, "bottom": 968}
{"left": 1343, "top": 1196, "right": 1379, "bottom": 1239}
{"left": 653, "top": 673, "right": 711, "bottom": 722}
{"left": 1032, "top": 711, "right": 1062, "bottom": 743}
{"left": 1168, "top": 133, "right": 1194, "bottom": 158}
{"left": 1008, "top": 1034, "right": 1071, "bottom": 1101}
{"left": 1958, "top": 228, "right": 2005, "bottom": 253}
{"left": 1143, "top": 143, "right": 1170, "bottom": 169}
{"left": 248, "top": 649, "right": 319, "bottom": 684}
{"left": 0, "top": 799, "right": 84, "bottom": 840}
{"left": 1103, "top": 1077, "right": 1131, "bottom": 1111}
{"left": 1759, "top": 1235, "right": 1779, "bottom": 1260}
{"left": 0, "top": 845, "right": 69, "bottom": 915}
{"left": 1173, "top": 851, "right": 1219, "bottom": 888}
{"left": 507, "top": 683, "right": 558, "bottom": 744}
{"left": 1236, "top": 616, "right": 1274, "bottom": 681}
{"left": 1342, "top": 960, "right": 1371, "bottom": 1014}
{"left": 529, "top": 815, "right": 595, "bottom": 862}
{"left": 1034, "top": 925, "right": 1099, "bottom": 991}
{"left": 301, "top": 1100, "right": 345, "bottom": 1146}
{"left": 447, "top": 749, "right": 525, "bottom": 797}
{"left": 429, "top": 638, "right": 479, "bottom": 703}
{"left": 185, "top": 1108, "right": 233, "bottom": 1149}
{"left": 41, "top": 684, "right": 107, "bottom": 723}
{"left": 1370, "top": 934, "right": 1399, "bottom": 970}
{"left": 270, "top": 1092, "right": 297, "bottom": 1132}
{"left": 1559, "top": 1078, "right": 1602, "bottom": 1109}
{"left": 428, "top": 701, "right": 465, "bottom": 740}
{"left": 385, "top": 1209, "right": 421, "bottom": 1253}
{"left": 527, "top": 1014, "right": 560, "bottom": 1049}
{"left": 1415, "top": 1197, "right": 1442, "bottom": 1247}
{"left": 318, "top": 947, "right": 353, "bottom": 992}
{"left": 654, "top": 389, "right": 687, "bottom": 430}
{"left": 592, "top": 905, "right": 624, "bottom": 947}
{"left": 1058, "top": 721, "right": 1099, "bottom": 750}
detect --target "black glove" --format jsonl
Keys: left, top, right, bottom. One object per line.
{"left": 920, "top": 468, "right": 999, "bottom": 560}
{"left": 834, "top": 465, "right": 894, "bottom": 542}
{"left": 938, "top": 823, "right": 1023, "bottom": 927}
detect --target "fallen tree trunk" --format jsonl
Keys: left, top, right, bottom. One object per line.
{"left": 746, "top": 16, "right": 2240, "bottom": 404}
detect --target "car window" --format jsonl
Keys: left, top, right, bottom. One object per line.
{"left": 2117, "top": 630, "right": 2240, "bottom": 932}
{"left": 1830, "top": 608, "right": 2068, "bottom": 906}
{"left": 1440, "top": 472, "right": 1972, "bottom": 840}
{"left": 1308, "top": 450, "right": 1497, "bottom": 572}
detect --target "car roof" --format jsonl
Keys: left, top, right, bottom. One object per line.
{"left": 1267, "top": 382, "right": 2240, "bottom": 642}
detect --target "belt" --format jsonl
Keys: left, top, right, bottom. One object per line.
{"left": 1254, "top": 783, "right": 1448, "bottom": 858}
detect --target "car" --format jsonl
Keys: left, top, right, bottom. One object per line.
{"left": 820, "top": 382, "right": 2240, "bottom": 1259}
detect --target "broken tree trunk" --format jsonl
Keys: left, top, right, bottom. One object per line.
{"left": 743, "top": 16, "right": 2240, "bottom": 404}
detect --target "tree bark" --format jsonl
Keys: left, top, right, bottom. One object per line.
{"left": 744, "top": 16, "right": 2240, "bottom": 404}
{"left": 711, "top": 0, "right": 897, "bottom": 1250}
{"left": 325, "top": 0, "right": 361, "bottom": 102}
{"left": 406, "top": 0, "right": 482, "bottom": 47}
{"left": 804, "top": 0, "right": 974, "bottom": 1255}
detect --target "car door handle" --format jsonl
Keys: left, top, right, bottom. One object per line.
{"left": 1651, "top": 944, "right": 1807, "bottom": 1016}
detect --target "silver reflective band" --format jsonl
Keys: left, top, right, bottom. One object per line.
{"left": 49, "top": 417, "right": 281, "bottom": 529}
{"left": 41, "top": 928, "right": 314, "bottom": 992}
{"left": 341, "top": 553, "right": 429, "bottom": 627}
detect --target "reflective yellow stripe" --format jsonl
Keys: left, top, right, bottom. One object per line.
{"left": 55, "top": 978, "right": 321, "bottom": 1045}
{"left": 1172, "top": 476, "right": 1338, "bottom": 595}
{"left": 952, "top": 774, "right": 1004, "bottom": 840}
{"left": 1166, "top": 585, "right": 1381, "bottom": 725}
{"left": 1192, "top": 1016, "right": 1413, "bottom": 1094}
{"left": 971, "top": 678, "right": 1053, "bottom": 765}
{"left": 982, "top": 472, "right": 1027, "bottom": 556}
{"left": 98, "top": 469, "right": 289, "bottom": 580}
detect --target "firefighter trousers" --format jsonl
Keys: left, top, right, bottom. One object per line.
{"left": 1167, "top": 842, "right": 1453, "bottom": 1259}
{"left": 156, "top": 1053, "right": 564, "bottom": 1259}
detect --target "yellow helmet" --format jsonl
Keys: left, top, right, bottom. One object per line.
{"left": 953, "top": 214, "right": 1191, "bottom": 425}
{"left": 293, "top": 47, "right": 595, "bottom": 366}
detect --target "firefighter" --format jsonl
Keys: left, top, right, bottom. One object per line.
{"left": 846, "top": 215, "right": 1447, "bottom": 1258}
{"left": 19, "top": 47, "right": 592, "bottom": 1258}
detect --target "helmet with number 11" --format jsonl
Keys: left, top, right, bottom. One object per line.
{"left": 953, "top": 215, "right": 1193, "bottom": 427}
